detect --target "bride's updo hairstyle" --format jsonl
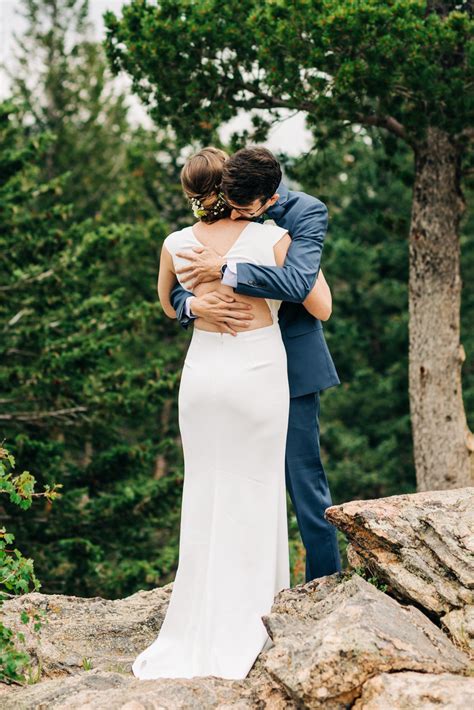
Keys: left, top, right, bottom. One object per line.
{"left": 180, "top": 147, "right": 231, "bottom": 224}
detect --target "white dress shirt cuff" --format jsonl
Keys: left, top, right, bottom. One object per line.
{"left": 184, "top": 296, "right": 197, "bottom": 319}
{"left": 221, "top": 260, "right": 238, "bottom": 288}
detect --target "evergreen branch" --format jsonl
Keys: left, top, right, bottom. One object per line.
{"left": 0, "top": 407, "right": 88, "bottom": 423}
{"left": 0, "top": 269, "right": 55, "bottom": 292}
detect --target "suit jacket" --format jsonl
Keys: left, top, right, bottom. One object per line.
{"left": 169, "top": 181, "right": 340, "bottom": 397}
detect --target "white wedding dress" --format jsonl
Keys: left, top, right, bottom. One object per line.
{"left": 132, "top": 221, "right": 290, "bottom": 680}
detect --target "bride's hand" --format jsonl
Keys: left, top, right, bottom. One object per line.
{"left": 190, "top": 291, "right": 254, "bottom": 335}
{"left": 176, "top": 246, "right": 225, "bottom": 288}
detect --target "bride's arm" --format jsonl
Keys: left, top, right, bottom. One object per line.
{"left": 157, "top": 245, "right": 178, "bottom": 318}
{"left": 302, "top": 269, "right": 332, "bottom": 321}
{"left": 274, "top": 234, "right": 332, "bottom": 321}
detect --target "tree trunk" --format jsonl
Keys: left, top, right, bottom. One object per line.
{"left": 409, "top": 126, "right": 473, "bottom": 491}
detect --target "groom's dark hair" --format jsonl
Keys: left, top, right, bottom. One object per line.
{"left": 221, "top": 147, "right": 282, "bottom": 206}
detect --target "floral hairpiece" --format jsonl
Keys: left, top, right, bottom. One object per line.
{"left": 190, "top": 197, "right": 208, "bottom": 219}
{"left": 190, "top": 191, "right": 228, "bottom": 219}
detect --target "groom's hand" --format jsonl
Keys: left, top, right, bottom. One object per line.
{"left": 189, "top": 291, "right": 254, "bottom": 336}
{"left": 176, "top": 245, "right": 224, "bottom": 288}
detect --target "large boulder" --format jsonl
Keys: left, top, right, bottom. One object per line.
{"left": 352, "top": 671, "right": 474, "bottom": 709}
{"left": 0, "top": 584, "right": 174, "bottom": 677}
{"left": 0, "top": 669, "right": 292, "bottom": 710}
{"left": 325, "top": 487, "right": 474, "bottom": 654}
{"left": 262, "top": 573, "right": 470, "bottom": 709}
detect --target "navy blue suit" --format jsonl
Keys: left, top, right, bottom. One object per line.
{"left": 170, "top": 182, "right": 342, "bottom": 580}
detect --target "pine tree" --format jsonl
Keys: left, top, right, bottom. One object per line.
{"left": 0, "top": 99, "right": 188, "bottom": 598}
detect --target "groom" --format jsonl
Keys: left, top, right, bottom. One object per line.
{"left": 170, "top": 147, "right": 342, "bottom": 581}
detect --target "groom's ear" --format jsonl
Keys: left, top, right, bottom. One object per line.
{"left": 268, "top": 193, "right": 280, "bottom": 207}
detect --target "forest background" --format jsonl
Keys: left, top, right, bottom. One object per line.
{"left": 1, "top": 0, "right": 473, "bottom": 606}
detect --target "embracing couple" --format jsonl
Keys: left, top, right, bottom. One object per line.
{"left": 132, "top": 146, "right": 341, "bottom": 681}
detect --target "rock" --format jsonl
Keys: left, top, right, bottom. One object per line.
{"left": 325, "top": 487, "right": 474, "bottom": 653}
{"left": 352, "top": 671, "right": 474, "bottom": 709}
{"left": 442, "top": 605, "right": 474, "bottom": 651}
{"left": 1, "top": 587, "right": 294, "bottom": 709}
{"left": 2, "top": 489, "right": 473, "bottom": 708}
{"left": 2, "top": 665, "right": 294, "bottom": 710}
{"left": 262, "top": 573, "right": 470, "bottom": 709}
{"left": 1, "top": 584, "right": 174, "bottom": 677}
{"left": 1, "top": 670, "right": 258, "bottom": 710}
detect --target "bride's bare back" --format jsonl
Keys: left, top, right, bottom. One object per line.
{"left": 158, "top": 217, "right": 332, "bottom": 333}
{"left": 190, "top": 219, "right": 287, "bottom": 333}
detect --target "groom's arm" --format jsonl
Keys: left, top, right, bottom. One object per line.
{"left": 169, "top": 276, "right": 256, "bottom": 333}
{"left": 227, "top": 197, "right": 328, "bottom": 303}
{"left": 170, "top": 281, "right": 195, "bottom": 329}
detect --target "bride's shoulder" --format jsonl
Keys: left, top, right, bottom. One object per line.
{"left": 162, "top": 225, "right": 193, "bottom": 252}
{"left": 258, "top": 221, "right": 289, "bottom": 244}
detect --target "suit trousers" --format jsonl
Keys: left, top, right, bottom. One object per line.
{"left": 285, "top": 392, "right": 342, "bottom": 581}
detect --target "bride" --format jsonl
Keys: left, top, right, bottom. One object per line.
{"left": 132, "top": 147, "right": 332, "bottom": 680}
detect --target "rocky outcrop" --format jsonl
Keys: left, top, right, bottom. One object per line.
{"left": 1, "top": 584, "right": 173, "bottom": 677}
{"left": 0, "top": 669, "right": 292, "bottom": 710}
{"left": 325, "top": 487, "right": 474, "bottom": 654}
{"left": 262, "top": 574, "right": 469, "bottom": 708}
{"left": 2, "top": 487, "right": 473, "bottom": 708}
{"left": 353, "top": 672, "right": 474, "bottom": 709}
{"left": 0, "top": 586, "right": 291, "bottom": 709}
